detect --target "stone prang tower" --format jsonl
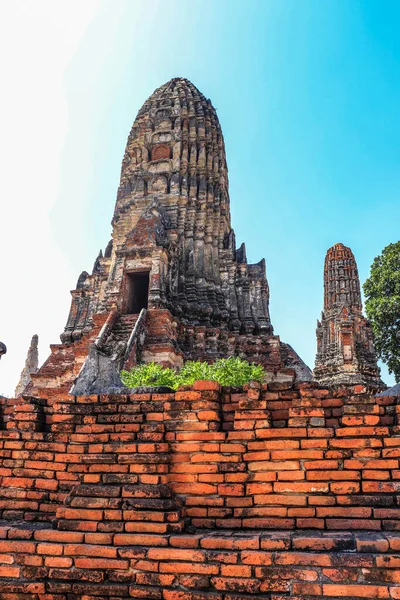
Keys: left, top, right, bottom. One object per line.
{"left": 28, "top": 78, "right": 311, "bottom": 397}
{"left": 62, "top": 77, "right": 273, "bottom": 340}
{"left": 314, "top": 243, "right": 383, "bottom": 389}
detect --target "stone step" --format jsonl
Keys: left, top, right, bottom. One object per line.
{"left": 101, "top": 314, "right": 139, "bottom": 353}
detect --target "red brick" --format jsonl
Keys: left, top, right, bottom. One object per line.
{"left": 160, "top": 562, "right": 219, "bottom": 574}
{"left": 323, "top": 583, "right": 390, "bottom": 597}
{"left": 114, "top": 534, "right": 168, "bottom": 546}
{"left": 296, "top": 518, "right": 325, "bottom": 528}
{"left": 345, "top": 459, "right": 398, "bottom": 470}
{"left": 248, "top": 461, "right": 300, "bottom": 471}
{"left": 0, "top": 541, "right": 35, "bottom": 553}
{"left": 292, "top": 583, "right": 322, "bottom": 595}
{"left": 376, "top": 556, "right": 400, "bottom": 568}
{"left": 63, "top": 508, "right": 103, "bottom": 520}
{"left": 200, "top": 537, "right": 259, "bottom": 550}
{"left": 246, "top": 483, "right": 273, "bottom": 495}
{"left": 326, "top": 519, "right": 381, "bottom": 530}
{"left": 220, "top": 564, "right": 252, "bottom": 577}
{"left": 317, "top": 507, "right": 372, "bottom": 518}
{"left": 322, "top": 567, "right": 358, "bottom": 582}
{"left": 218, "top": 484, "right": 244, "bottom": 496}
{"left": 303, "top": 460, "right": 339, "bottom": 470}
{"left": 271, "top": 450, "right": 323, "bottom": 460}
{"left": 274, "top": 482, "right": 329, "bottom": 493}
{"left": 64, "top": 544, "right": 117, "bottom": 558}
{"left": 84, "top": 533, "right": 113, "bottom": 545}
{"left": 0, "top": 566, "right": 20, "bottom": 577}
{"left": 275, "top": 552, "right": 332, "bottom": 566}
{"left": 148, "top": 548, "right": 204, "bottom": 562}
{"left": 307, "top": 470, "right": 360, "bottom": 481}
{"left": 330, "top": 481, "right": 361, "bottom": 494}
{"left": 193, "top": 381, "right": 221, "bottom": 391}
{"left": 44, "top": 556, "right": 73, "bottom": 568}
{"left": 169, "top": 535, "right": 201, "bottom": 548}
{"left": 74, "top": 557, "right": 129, "bottom": 569}
{"left": 292, "top": 534, "right": 353, "bottom": 551}
{"left": 254, "top": 494, "right": 306, "bottom": 506}
{"left": 363, "top": 481, "right": 400, "bottom": 493}
{"left": 241, "top": 551, "right": 272, "bottom": 565}
{"left": 355, "top": 536, "right": 389, "bottom": 553}
{"left": 211, "top": 576, "right": 261, "bottom": 593}
{"left": 37, "top": 543, "right": 63, "bottom": 556}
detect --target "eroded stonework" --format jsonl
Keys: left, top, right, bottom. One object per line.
{"left": 28, "top": 78, "right": 311, "bottom": 398}
{"left": 314, "top": 243, "right": 383, "bottom": 389}
{"left": 14, "top": 334, "right": 39, "bottom": 397}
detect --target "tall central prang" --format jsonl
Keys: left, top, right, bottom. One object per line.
{"left": 28, "top": 78, "right": 311, "bottom": 397}
{"left": 65, "top": 78, "right": 273, "bottom": 337}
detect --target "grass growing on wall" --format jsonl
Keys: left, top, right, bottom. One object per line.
{"left": 120, "top": 356, "right": 265, "bottom": 390}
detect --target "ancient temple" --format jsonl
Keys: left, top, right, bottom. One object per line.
{"left": 28, "top": 77, "right": 311, "bottom": 397}
{"left": 314, "top": 242, "right": 383, "bottom": 388}
{"left": 2, "top": 78, "right": 399, "bottom": 600}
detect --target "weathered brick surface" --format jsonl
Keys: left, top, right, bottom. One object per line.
{"left": 0, "top": 383, "right": 399, "bottom": 531}
{"left": 0, "top": 526, "right": 398, "bottom": 598}
{"left": 0, "top": 381, "right": 399, "bottom": 596}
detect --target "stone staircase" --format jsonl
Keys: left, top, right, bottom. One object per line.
{"left": 102, "top": 314, "right": 138, "bottom": 354}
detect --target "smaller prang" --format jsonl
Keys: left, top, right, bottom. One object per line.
{"left": 314, "top": 243, "right": 384, "bottom": 390}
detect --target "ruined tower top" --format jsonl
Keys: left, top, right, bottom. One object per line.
{"left": 118, "top": 76, "right": 227, "bottom": 196}
{"left": 114, "top": 76, "right": 230, "bottom": 244}
{"left": 324, "top": 243, "right": 362, "bottom": 312}
{"left": 117, "top": 76, "right": 227, "bottom": 185}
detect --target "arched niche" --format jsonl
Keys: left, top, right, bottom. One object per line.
{"left": 149, "top": 175, "right": 168, "bottom": 194}
{"left": 151, "top": 144, "right": 171, "bottom": 161}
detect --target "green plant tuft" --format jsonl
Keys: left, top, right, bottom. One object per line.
{"left": 120, "top": 362, "right": 177, "bottom": 389}
{"left": 210, "top": 356, "right": 265, "bottom": 387}
{"left": 175, "top": 360, "right": 212, "bottom": 388}
{"left": 121, "top": 356, "right": 265, "bottom": 390}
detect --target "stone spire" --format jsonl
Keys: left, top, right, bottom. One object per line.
{"left": 314, "top": 243, "right": 383, "bottom": 388}
{"left": 61, "top": 77, "right": 273, "bottom": 340}
{"left": 15, "top": 335, "right": 39, "bottom": 397}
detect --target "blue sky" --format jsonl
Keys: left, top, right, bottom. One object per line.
{"left": 1, "top": 0, "right": 399, "bottom": 394}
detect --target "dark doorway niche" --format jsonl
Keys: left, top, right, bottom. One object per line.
{"left": 126, "top": 272, "right": 149, "bottom": 314}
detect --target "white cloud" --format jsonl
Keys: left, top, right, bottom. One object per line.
{"left": 0, "top": 1, "right": 98, "bottom": 395}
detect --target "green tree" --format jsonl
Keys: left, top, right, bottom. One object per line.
{"left": 363, "top": 241, "right": 400, "bottom": 382}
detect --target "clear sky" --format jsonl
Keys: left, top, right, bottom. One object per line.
{"left": 1, "top": 0, "right": 399, "bottom": 395}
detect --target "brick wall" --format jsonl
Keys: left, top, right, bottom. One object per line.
{"left": 1, "top": 526, "right": 400, "bottom": 599}
{"left": 1, "top": 382, "right": 399, "bottom": 530}
{"left": 0, "top": 381, "right": 399, "bottom": 597}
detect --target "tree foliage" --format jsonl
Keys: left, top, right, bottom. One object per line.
{"left": 121, "top": 356, "right": 265, "bottom": 390}
{"left": 363, "top": 241, "right": 400, "bottom": 382}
